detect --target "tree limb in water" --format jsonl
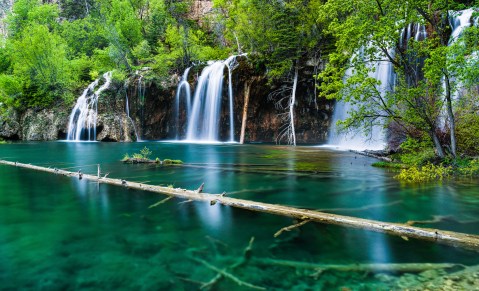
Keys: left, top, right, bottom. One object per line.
{"left": 2, "top": 160, "right": 479, "bottom": 252}
{"left": 190, "top": 256, "right": 265, "bottom": 290}
{"left": 201, "top": 237, "right": 255, "bottom": 290}
{"left": 274, "top": 219, "right": 312, "bottom": 237}
{"left": 251, "top": 258, "right": 462, "bottom": 273}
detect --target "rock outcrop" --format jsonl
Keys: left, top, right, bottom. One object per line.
{"left": 0, "top": 108, "right": 68, "bottom": 140}
{"left": 1, "top": 58, "right": 334, "bottom": 144}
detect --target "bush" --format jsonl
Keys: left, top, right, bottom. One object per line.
{"left": 163, "top": 159, "right": 183, "bottom": 165}
{"left": 456, "top": 159, "right": 479, "bottom": 176}
{"left": 395, "top": 163, "right": 452, "bottom": 183}
{"left": 456, "top": 112, "right": 479, "bottom": 156}
{"left": 371, "top": 161, "right": 405, "bottom": 169}
{"left": 399, "top": 137, "right": 436, "bottom": 166}
{"left": 140, "top": 146, "right": 152, "bottom": 159}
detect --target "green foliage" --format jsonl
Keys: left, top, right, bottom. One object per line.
{"left": 214, "top": 0, "right": 324, "bottom": 79}
{"left": 396, "top": 163, "right": 452, "bottom": 183}
{"left": 9, "top": 24, "right": 73, "bottom": 108}
{"left": 140, "top": 146, "right": 152, "bottom": 159}
{"left": 121, "top": 153, "right": 130, "bottom": 161}
{"left": 399, "top": 138, "right": 436, "bottom": 166}
{"left": 456, "top": 105, "right": 479, "bottom": 156}
{"left": 456, "top": 159, "right": 479, "bottom": 176}
{"left": 317, "top": 0, "right": 479, "bottom": 159}
{"left": 371, "top": 161, "right": 405, "bottom": 169}
{"left": 162, "top": 159, "right": 183, "bottom": 165}
{"left": 61, "top": 17, "right": 108, "bottom": 58}
{"left": 0, "top": 74, "right": 22, "bottom": 108}
{"left": 122, "top": 147, "right": 152, "bottom": 160}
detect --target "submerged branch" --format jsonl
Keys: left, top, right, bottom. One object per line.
{"left": 190, "top": 257, "right": 265, "bottom": 290}
{"left": 274, "top": 219, "right": 312, "bottom": 237}
{"left": 251, "top": 258, "right": 461, "bottom": 273}
{"left": 2, "top": 160, "right": 479, "bottom": 252}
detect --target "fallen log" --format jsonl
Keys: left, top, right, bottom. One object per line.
{"left": 251, "top": 258, "right": 461, "bottom": 273}
{"left": 122, "top": 157, "right": 159, "bottom": 164}
{"left": 2, "top": 160, "right": 479, "bottom": 251}
{"left": 350, "top": 150, "right": 392, "bottom": 162}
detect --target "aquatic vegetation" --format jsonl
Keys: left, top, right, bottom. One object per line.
{"left": 122, "top": 147, "right": 182, "bottom": 165}
{"left": 162, "top": 159, "right": 183, "bottom": 165}
{"left": 371, "top": 161, "right": 406, "bottom": 169}
{"left": 396, "top": 163, "right": 452, "bottom": 183}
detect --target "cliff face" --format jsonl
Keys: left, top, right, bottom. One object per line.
{"left": 0, "top": 59, "right": 334, "bottom": 144}
{"left": 0, "top": 0, "right": 13, "bottom": 38}
{"left": 122, "top": 60, "right": 333, "bottom": 144}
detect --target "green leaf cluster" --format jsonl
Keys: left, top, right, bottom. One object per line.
{"left": 395, "top": 163, "right": 452, "bottom": 183}
{"left": 0, "top": 0, "right": 230, "bottom": 112}
{"left": 318, "top": 0, "right": 479, "bottom": 159}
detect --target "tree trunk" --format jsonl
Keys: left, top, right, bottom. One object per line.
{"left": 431, "top": 130, "right": 445, "bottom": 159}
{"left": 444, "top": 74, "right": 457, "bottom": 158}
{"left": 3, "top": 159, "right": 479, "bottom": 251}
{"left": 240, "top": 80, "right": 252, "bottom": 144}
{"left": 290, "top": 64, "right": 298, "bottom": 146}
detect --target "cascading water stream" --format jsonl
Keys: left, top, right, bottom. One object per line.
{"left": 328, "top": 22, "right": 431, "bottom": 150}
{"left": 449, "top": 8, "right": 475, "bottom": 45}
{"left": 328, "top": 47, "right": 395, "bottom": 151}
{"left": 185, "top": 55, "right": 242, "bottom": 142}
{"left": 225, "top": 55, "right": 239, "bottom": 142}
{"left": 125, "top": 91, "right": 140, "bottom": 141}
{"left": 175, "top": 67, "right": 192, "bottom": 139}
{"left": 67, "top": 72, "right": 112, "bottom": 141}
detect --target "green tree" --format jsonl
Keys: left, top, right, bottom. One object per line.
{"left": 9, "top": 24, "right": 73, "bottom": 107}
{"left": 319, "top": 0, "right": 478, "bottom": 158}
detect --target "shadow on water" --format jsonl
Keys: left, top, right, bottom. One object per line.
{"left": 1, "top": 142, "right": 479, "bottom": 289}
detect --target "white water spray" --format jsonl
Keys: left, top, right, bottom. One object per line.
{"left": 449, "top": 8, "right": 475, "bottom": 45}
{"left": 185, "top": 55, "right": 242, "bottom": 142}
{"left": 328, "top": 48, "right": 395, "bottom": 151}
{"left": 125, "top": 91, "right": 140, "bottom": 141}
{"left": 67, "top": 72, "right": 112, "bottom": 141}
{"left": 175, "top": 67, "right": 192, "bottom": 139}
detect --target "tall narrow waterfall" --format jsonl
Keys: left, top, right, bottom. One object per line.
{"left": 328, "top": 51, "right": 395, "bottom": 150}
{"left": 449, "top": 8, "right": 475, "bottom": 44}
{"left": 67, "top": 72, "right": 112, "bottom": 141}
{"left": 175, "top": 67, "right": 192, "bottom": 139}
{"left": 125, "top": 91, "right": 140, "bottom": 141}
{"left": 185, "top": 55, "right": 240, "bottom": 142}
{"left": 328, "top": 22, "right": 430, "bottom": 151}
{"left": 447, "top": 9, "right": 476, "bottom": 103}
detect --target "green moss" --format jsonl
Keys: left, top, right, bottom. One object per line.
{"left": 162, "top": 159, "right": 183, "bottom": 165}
{"left": 294, "top": 162, "right": 319, "bottom": 172}
{"left": 371, "top": 161, "right": 406, "bottom": 169}
{"left": 121, "top": 153, "right": 130, "bottom": 162}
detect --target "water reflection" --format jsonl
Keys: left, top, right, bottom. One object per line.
{"left": 176, "top": 145, "right": 233, "bottom": 234}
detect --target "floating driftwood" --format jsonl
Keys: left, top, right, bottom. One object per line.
{"left": 250, "top": 258, "right": 461, "bottom": 273}
{"left": 122, "top": 158, "right": 183, "bottom": 165}
{"left": 1, "top": 159, "right": 479, "bottom": 251}
{"left": 122, "top": 158, "right": 159, "bottom": 164}
{"left": 350, "top": 150, "right": 393, "bottom": 162}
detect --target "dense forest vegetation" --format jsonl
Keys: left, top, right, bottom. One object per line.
{"left": 1, "top": 0, "right": 479, "bottom": 175}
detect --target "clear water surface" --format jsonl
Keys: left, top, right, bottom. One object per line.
{"left": 1, "top": 142, "right": 479, "bottom": 290}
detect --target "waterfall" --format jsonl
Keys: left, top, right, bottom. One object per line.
{"left": 328, "top": 21, "right": 431, "bottom": 150}
{"left": 185, "top": 55, "right": 241, "bottom": 142}
{"left": 175, "top": 67, "right": 192, "bottom": 139}
{"left": 449, "top": 8, "right": 475, "bottom": 45}
{"left": 328, "top": 47, "right": 395, "bottom": 151}
{"left": 67, "top": 72, "right": 112, "bottom": 141}
{"left": 125, "top": 91, "right": 140, "bottom": 141}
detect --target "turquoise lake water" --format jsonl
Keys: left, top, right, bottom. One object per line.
{"left": 1, "top": 142, "right": 479, "bottom": 290}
